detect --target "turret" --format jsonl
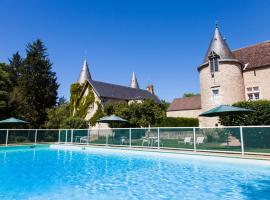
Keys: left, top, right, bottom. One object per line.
{"left": 198, "top": 23, "right": 245, "bottom": 127}
{"left": 130, "top": 72, "right": 139, "bottom": 89}
{"left": 78, "top": 59, "right": 92, "bottom": 84}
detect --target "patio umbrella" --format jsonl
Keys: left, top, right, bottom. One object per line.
{"left": 97, "top": 115, "right": 128, "bottom": 142}
{"left": 0, "top": 117, "right": 29, "bottom": 124}
{"left": 199, "top": 105, "right": 253, "bottom": 117}
{"left": 97, "top": 115, "right": 128, "bottom": 123}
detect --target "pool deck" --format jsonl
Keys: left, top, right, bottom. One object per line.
{"left": 51, "top": 143, "right": 270, "bottom": 161}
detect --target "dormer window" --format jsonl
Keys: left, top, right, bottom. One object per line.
{"left": 208, "top": 51, "right": 220, "bottom": 77}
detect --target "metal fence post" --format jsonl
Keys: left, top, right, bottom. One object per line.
{"left": 193, "top": 127, "right": 196, "bottom": 152}
{"left": 71, "top": 129, "right": 73, "bottom": 144}
{"left": 87, "top": 129, "right": 90, "bottom": 145}
{"left": 129, "top": 128, "right": 131, "bottom": 148}
{"left": 105, "top": 129, "right": 108, "bottom": 146}
{"left": 34, "top": 129, "right": 37, "bottom": 145}
{"left": 58, "top": 129, "right": 61, "bottom": 143}
{"left": 65, "top": 129, "right": 68, "bottom": 144}
{"left": 158, "top": 127, "right": 160, "bottom": 149}
{"left": 5, "top": 130, "right": 9, "bottom": 146}
{"left": 240, "top": 126, "right": 244, "bottom": 156}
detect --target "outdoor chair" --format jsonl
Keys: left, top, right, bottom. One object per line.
{"left": 153, "top": 138, "right": 163, "bottom": 147}
{"left": 178, "top": 136, "right": 192, "bottom": 145}
{"left": 80, "top": 136, "right": 89, "bottom": 143}
{"left": 142, "top": 137, "right": 150, "bottom": 146}
{"left": 120, "top": 136, "right": 128, "bottom": 145}
{"left": 196, "top": 136, "right": 205, "bottom": 145}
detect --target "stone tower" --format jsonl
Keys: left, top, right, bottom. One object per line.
{"left": 198, "top": 24, "right": 245, "bottom": 127}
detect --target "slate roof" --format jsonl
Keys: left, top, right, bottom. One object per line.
{"left": 233, "top": 41, "right": 270, "bottom": 70}
{"left": 167, "top": 96, "right": 201, "bottom": 111}
{"left": 203, "top": 25, "right": 235, "bottom": 63}
{"left": 89, "top": 80, "right": 160, "bottom": 103}
{"left": 78, "top": 59, "right": 92, "bottom": 84}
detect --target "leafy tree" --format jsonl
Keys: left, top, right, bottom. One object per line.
{"left": 11, "top": 39, "right": 59, "bottom": 127}
{"left": 60, "top": 117, "right": 87, "bottom": 129}
{"left": 0, "top": 63, "right": 11, "bottom": 119}
{"left": 45, "top": 103, "right": 70, "bottom": 129}
{"left": 219, "top": 100, "right": 270, "bottom": 126}
{"left": 103, "top": 99, "right": 166, "bottom": 127}
{"left": 183, "top": 93, "right": 200, "bottom": 98}
{"left": 57, "top": 96, "right": 68, "bottom": 106}
{"left": 219, "top": 100, "right": 270, "bottom": 148}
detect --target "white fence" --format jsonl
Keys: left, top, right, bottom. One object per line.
{"left": 1, "top": 126, "right": 270, "bottom": 155}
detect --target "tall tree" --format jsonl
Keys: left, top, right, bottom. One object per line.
{"left": 7, "top": 52, "right": 23, "bottom": 86}
{"left": 13, "top": 39, "right": 59, "bottom": 127}
{"left": 0, "top": 63, "right": 11, "bottom": 119}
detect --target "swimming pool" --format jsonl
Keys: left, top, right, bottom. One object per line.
{"left": 0, "top": 145, "right": 270, "bottom": 200}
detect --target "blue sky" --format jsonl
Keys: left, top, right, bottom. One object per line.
{"left": 0, "top": 0, "right": 269, "bottom": 102}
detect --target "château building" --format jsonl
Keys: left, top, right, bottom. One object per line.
{"left": 72, "top": 59, "right": 160, "bottom": 123}
{"left": 167, "top": 24, "right": 270, "bottom": 127}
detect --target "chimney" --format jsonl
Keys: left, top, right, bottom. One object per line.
{"left": 146, "top": 84, "right": 154, "bottom": 94}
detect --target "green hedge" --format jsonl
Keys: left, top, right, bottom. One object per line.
{"left": 155, "top": 117, "right": 199, "bottom": 127}
{"left": 219, "top": 100, "right": 270, "bottom": 148}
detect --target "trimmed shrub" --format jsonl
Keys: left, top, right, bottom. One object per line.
{"left": 155, "top": 117, "right": 199, "bottom": 127}
{"left": 220, "top": 100, "right": 270, "bottom": 148}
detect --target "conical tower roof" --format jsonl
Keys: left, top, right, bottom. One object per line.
{"left": 78, "top": 59, "right": 92, "bottom": 84}
{"left": 130, "top": 72, "right": 139, "bottom": 89}
{"left": 203, "top": 24, "right": 235, "bottom": 63}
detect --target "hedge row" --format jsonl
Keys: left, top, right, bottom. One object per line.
{"left": 155, "top": 117, "right": 199, "bottom": 127}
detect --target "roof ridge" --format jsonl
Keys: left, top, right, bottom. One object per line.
{"left": 92, "top": 80, "right": 150, "bottom": 93}
{"left": 173, "top": 95, "right": 201, "bottom": 100}
{"left": 233, "top": 40, "right": 270, "bottom": 52}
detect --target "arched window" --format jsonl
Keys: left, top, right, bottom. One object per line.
{"left": 208, "top": 51, "right": 220, "bottom": 77}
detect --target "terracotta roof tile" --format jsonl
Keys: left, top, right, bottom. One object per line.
{"left": 233, "top": 41, "right": 270, "bottom": 70}
{"left": 167, "top": 96, "right": 201, "bottom": 111}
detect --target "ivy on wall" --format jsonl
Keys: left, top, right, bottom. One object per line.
{"left": 89, "top": 102, "right": 105, "bottom": 126}
{"left": 70, "top": 82, "right": 95, "bottom": 119}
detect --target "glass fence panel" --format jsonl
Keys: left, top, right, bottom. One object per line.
{"left": 195, "top": 127, "right": 241, "bottom": 153}
{"left": 8, "top": 130, "right": 36, "bottom": 144}
{"left": 59, "top": 130, "right": 67, "bottom": 143}
{"left": 242, "top": 127, "right": 270, "bottom": 154}
{"left": 0, "top": 130, "right": 7, "bottom": 145}
{"left": 36, "top": 130, "right": 59, "bottom": 143}
{"left": 72, "top": 129, "right": 89, "bottom": 144}
{"left": 131, "top": 128, "right": 158, "bottom": 148}
{"left": 160, "top": 128, "right": 194, "bottom": 150}
{"left": 130, "top": 128, "right": 146, "bottom": 147}
{"left": 107, "top": 128, "right": 130, "bottom": 146}
{"left": 88, "top": 129, "right": 107, "bottom": 145}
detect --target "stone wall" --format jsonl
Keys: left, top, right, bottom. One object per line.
{"left": 199, "top": 60, "right": 245, "bottom": 127}
{"left": 166, "top": 109, "right": 201, "bottom": 118}
{"left": 243, "top": 66, "right": 270, "bottom": 100}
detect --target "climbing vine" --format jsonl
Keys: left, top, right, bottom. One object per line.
{"left": 89, "top": 102, "right": 105, "bottom": 126}
{"left": 70, "top": 82, "right": 95, "bottom": 118}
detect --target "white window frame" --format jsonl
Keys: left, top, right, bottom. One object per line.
{"left": 212, "top": 89, "right": 220, "bottom": 100}
{"left": 246, "top": 86, "right": 261, "bottom": 100}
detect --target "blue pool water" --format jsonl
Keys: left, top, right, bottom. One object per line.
{"left": 0, "top": 145, "right": 270, "bottom": 200}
